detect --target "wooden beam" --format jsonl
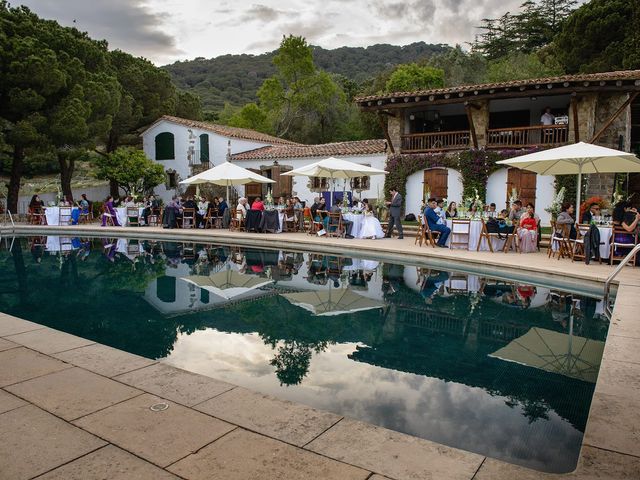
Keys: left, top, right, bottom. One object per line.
{"left": 589, "top": 92, "right": 639, "bottom": 144}
{"left": 570, "top": 95, "right": 580, "bottom": 142}
{"left": 378, "top": 113, "right": 395, "bottom": 154}
{"left": 464, "top": 104, "right": 478, "bottom": 149}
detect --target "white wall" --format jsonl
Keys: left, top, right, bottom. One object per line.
{"left": 232, "top": 154, "right": 387, "bottom": 206}
{"left": 486, "top": 168, "right": 508, "bottom": 212}
{"left": 405, "top": 168, "right": 463, "bottom": 217}
{"left": 142, "top": 120, "right": 274, "bottom": 203}
{"left": 486, "top": 168, "right": 554, "bottom": 226}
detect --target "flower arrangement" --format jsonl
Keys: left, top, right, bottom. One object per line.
{"left": 580, "top": 196, "right": 609, "bottom": 216}
{"left": 544, "top": 187, "right": 565, "bottom": 220}
{"left": 265, "top": 188, "right": 274, "bottom": 207}
{"left": 464, "top": 188, "right": 483, "bottom": 218}
{"left": 509, "top": 187, "right": 519, "bottom": 206}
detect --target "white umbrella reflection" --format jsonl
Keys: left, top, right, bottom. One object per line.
{"left": 281, "top": 288, "right": 385, "bottom": 316}
{"left": 182, "top": 264, "right": 272, "bottom": 300}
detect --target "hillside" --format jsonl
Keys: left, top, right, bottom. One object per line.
{"left": 163, "top": 42, "right": 450, "bottom": 112}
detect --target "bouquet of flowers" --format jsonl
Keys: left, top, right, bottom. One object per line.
{"left": 265, "top": 189, "right": 274, "bottom": 208}
{"left": 464, "top": 188, "right": 483, "bottom": 218}
{"left": 509, "top": 187, "right": 519, "bottom": 206}
{"left": 544, "top": 187, "right": 565, "bottom": 220}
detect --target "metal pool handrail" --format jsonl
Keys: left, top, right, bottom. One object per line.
{"left": 604, "top": 243, "right": 640, "bottom": 319}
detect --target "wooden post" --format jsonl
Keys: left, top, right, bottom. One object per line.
{"left": 570, "top": 94, "right": 579, "bottom": 142}
{"left": 464, "top": 103, "right": 478, "bottom": 149}
{"left": 589, "top": 92, "right": 639, "bottom": 144}
{"left": 378, "top": 113, "right": 395, "bottom": 154}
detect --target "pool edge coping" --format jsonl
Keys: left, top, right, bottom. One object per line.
{"left": 0, "top": 225, "right": 639, "bottom": 479}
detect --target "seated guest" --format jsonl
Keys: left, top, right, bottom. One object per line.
{"left": 446, "top": 201, "right": 458, "bottom": 219}
{"left": 183, "top": 195, "right": 201, "bottom": 226}
{"left": 330, "top": 197, "right": 354, "bottom": 238}
{"left": 311, "top": 197, "right": 329, "bottom": 229}
{"left": 218, "top": 197, "right": 228, "bottom": 216}
{"left": 124, "top": 195, "right": 136, "bottom": 208}
{"left": 197, "top": 196, "right": 208, "bottom": 214}
{"left": 251, "top": 196, "right": 265, "bottom": 211}
{"left": 143, "top": 195, "right": 160, "bottom": 225}
{"left": 509, "top": 200, "right": 523, "bottom": 222}
{"left": 518, "top": 210, "right": 538, "bottom": 253}
{"left": 424, "top": 198, "right": 450, "bottom": 247}
{"left": 581, "top": 202, "right": 600, "bottom": 224}
{"left": 277, "top": 196, "right": 286, "bottom": 207}
{"left": 293, "top": 196, "right": 303, "bottom": 209}
{"left": 612, "top": 201, "right": 640, "bottom": 258}
{"left": 29, "top": 194, "right": 44, "bottom": 211}
{"left": 236, "top": 197, "right": 248, "bottom": 220}
{"left": 79, "top": 194, "right": 90, "bottom": 213}
{"left": 434, "top": 199, "right": 446, "bottom": 225}
{"left": 498, "top": 209, "right": 509, "bottom": 219}
{"left": 487, "top": 203, "right": 497, "bottom": 217}
{"left": 163, "top": 195, "right": 182, "bottom": 229}
{"left": 101, "top": 196, "right": 121, "bottom": 226}
{"left": 556, "top": 202, "right": 577, "bottom": 239}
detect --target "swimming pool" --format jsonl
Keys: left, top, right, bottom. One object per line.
{"left": 0, "top": 236, "right": 611, "bottom": 473}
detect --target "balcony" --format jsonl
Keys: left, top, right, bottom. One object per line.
{"left": 401, "top": 130, "right": 471, "bottom": 153}
{"left": 486, "top": 125, "right": 569, "bottom": 148}
{"left": 187, "top": 148, "right": 210, "bottom": 167}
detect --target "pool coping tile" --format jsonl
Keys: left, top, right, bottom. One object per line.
{"left": 53, "top": 343, "right": 156, "bottom": 378}
{"left": 4, "top": 327, "right": 95, "bottom": 355}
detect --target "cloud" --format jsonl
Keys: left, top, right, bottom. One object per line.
{"left": 238, "top": 4, "right": 292, "bottom": 23}
{"left": 15, "top": 0, "right": 182, "bottom": 63}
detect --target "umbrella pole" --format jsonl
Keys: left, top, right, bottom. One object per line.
{"left": 576, "top": 164, "right": 583, "bottom": 224}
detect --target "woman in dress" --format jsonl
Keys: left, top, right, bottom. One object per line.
{"left": 446, "top": 201, "right": 458, "bottom": 218}
{"left": 555, "top": 202, "right": 576, "bottom": 239}
{"left": 518, "top": 210, "right": 538, "bottom": 253}
{"left": 101, "top": 195, "right": 121, "bottom": 226}
{"left": 360, "top": 203, "right": 385, "bottom": 239}
{"left": 612, "top": 201, "right": 640, "bottom": 257}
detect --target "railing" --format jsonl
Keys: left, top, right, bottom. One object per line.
{"left": 603, "top": 243, "right": 640, "bottom": 319}
{"left": 401, "top": 130, "right": 470, "bottom": 153}
{"left": 487, "top": 125, "right": 568, "bottom": 148}
{"left": 187, "top": 149, "right": 209, "bottom": 167}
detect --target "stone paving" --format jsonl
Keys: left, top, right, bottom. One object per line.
{"left": 0, "top": 225, "right": 639, "bottom": 479}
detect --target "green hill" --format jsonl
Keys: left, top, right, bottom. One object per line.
{"left": 163, "top": 42, "right": 450, "bottom": 112}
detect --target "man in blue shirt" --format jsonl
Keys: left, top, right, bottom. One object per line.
{"left": 424, "top": 198, "right": 451, "bottom": 247}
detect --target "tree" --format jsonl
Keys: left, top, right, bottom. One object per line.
{"left": 384, "top": 64, "right": 445, "bottom": 92}
{"left": 220, "top": 102, "right": 272, "bottom": 133}
{"left": 553, "top": 0, "right": 636, "bottom": 73}
{"left": 485, "top": 51, "right": 563, "bottom": 83}
{"left": 427, "top": 46, "right": 488, "bottom": 87}
{"left": 257, "top": 35, "right": 356, "bottom": 143}
{"left": 95, "top": 147, "right": 165, "bottom": 196}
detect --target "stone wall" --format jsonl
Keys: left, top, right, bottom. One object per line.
{"left": 568, "top": 93, "right": 597, "bottom": 143}
{"left": 469, "top": 100, "right": 489, "bottom": 147}
{"left": 387, "top": 112, "right": 402, "bottom": 154}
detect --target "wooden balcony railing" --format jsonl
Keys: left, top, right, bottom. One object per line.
{"left": 401, "top": 130, "right": 470, "bottom": 153}
{"left": 487, "top": 125, "right": 569, "bottom": 148}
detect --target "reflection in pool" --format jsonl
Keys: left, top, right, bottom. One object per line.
{"left": 0, "top": 236, "right": 610, "bottom": 473}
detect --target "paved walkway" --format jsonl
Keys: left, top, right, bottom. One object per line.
{"left": 0, "top": 225, "right": 639, "bottom": 479}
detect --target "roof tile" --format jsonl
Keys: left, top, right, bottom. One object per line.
{"left": 231, "top": 139, "right": 387, "bottom": 160}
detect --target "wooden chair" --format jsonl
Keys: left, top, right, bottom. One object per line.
{"left": 204, "top": 207, "right": 219, "bottom": 229}
{"left": 610, "top": 226, "right": 638, "bottom": 266}
{"left": 327, "top": 212, "right": 344, "bottom": 237}
{"left": 449, "top": 219, "right": 470, "bottom": 249}
{"left": 230, "top": 209, "right": 245, "bottom": 231}
{"left": 415, "top": 215, "right": 426, "bottom": 246}
{"left": 548, "top": 222, "right": 570, "bottom": 260}
{"left": 415, "top": 215, "right": 439, "bottom": 247}
{"left": 284, "top": 207, "right": 297, "bottom": 232}
{"left": 476, "top": 218, "right": 500, "bottom": 252}
{"left": 570, "top": 223, "right": 598, "bottom": 263}
{"left": 79, "top": 208, "right": 91, "bottom": 224}
{"left": 102, "top": 205, "right": 115, "bottom": 226}
{"left": 181, "top": 208, "right": 196, "bottom": 229}
{"left": 126, "top": 207, "right": 140, "bottom": 227}
{"left": 147, "top": 207, "right": 162, "bottom": 226}
{"left": 502, "top": 223, "right": 520, "bottom": 253}
{"left": 29, "top": 207, "right": 47, "bottom": 225}
{"left": 308, "top": 211, "right": 326, "bottom": 235}
{"left": 58, "top": 207, "right": 72, "bottom": 225}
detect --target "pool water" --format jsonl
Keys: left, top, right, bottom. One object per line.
{"left": 0, "top": 236, "right": 610, "bottom": 473}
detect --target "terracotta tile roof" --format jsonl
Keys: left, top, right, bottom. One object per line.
{"left": 231, "top": 139, "right": 388, "bottom": 160}
{"left": 143, "top": 115, "right": 298, "bottom": 145}
{"left": 356, "top": 69, "right": 640, "bottom": 104}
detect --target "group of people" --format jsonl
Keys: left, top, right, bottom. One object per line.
{"left": 29, "top": 193, "right": 92, "bottom": 225}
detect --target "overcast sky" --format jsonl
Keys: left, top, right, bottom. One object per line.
{"left": 16, "top": 0, "right": 586, "bottom": 66}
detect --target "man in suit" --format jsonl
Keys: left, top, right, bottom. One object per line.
{"left": 385, "top": 188, "right": 404, "bottom": 239}
{"left": 424, "top": 198, "right": 451, "bottom": 247}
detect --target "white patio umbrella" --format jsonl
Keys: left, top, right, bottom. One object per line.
{"left": 181, "top": 265, "right": 273, "bottom": 300}
{"left": 281, "top": 288, "right": 385, "bottom": 316}
{"left": 496, "top": 142, "right": 640, "bottom": 218}
{"left": 489, "top": 327, "right": 604, "bottom": 383}
{"left": 282, "top": 157, "right": 388, "bottom": 203}
{"left": 180, "top": 161, "right": 275, "bottom": 199}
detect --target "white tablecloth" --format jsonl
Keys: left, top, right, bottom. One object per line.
{"left": 552, "top": 226, "right": 612, "bottom": 259}
{"left": 45, "top": 236, "right": 76, "bottom": 252}
{"left": 44, "top": 207, "right": 78, "bottom": 226}
{"left": 115, "top": 207, "right": 145, "bottom": 226}
{"left": 445, "top": 219, "right": 500, "bottom": 251}
{"left": 343, "top": 213, "right": 365, "bottom": 238}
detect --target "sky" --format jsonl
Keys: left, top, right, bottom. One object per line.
{"left": 16, "top": 0, "right": 586, "bottom": 66}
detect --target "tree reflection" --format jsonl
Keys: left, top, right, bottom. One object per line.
{"left": 269, "top": 340, "right": 328, "bottom": 386}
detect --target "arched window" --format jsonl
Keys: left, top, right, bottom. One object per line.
{"left": 199, "top": 134, "right": 209, "bottom": 162}
{"left": 155, "top": 132, "right": 175, "bottom": 160}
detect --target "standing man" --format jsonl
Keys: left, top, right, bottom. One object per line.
{"left": 385, "top": 188, "right": 403, "bottom": 239}
{"left": 540, "top": 107, "right": 555, "bottom": 125}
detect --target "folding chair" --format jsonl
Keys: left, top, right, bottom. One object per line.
{"left": 476, "top": 218, "right": 500, "bottom": 252}
{"left": 58, "top": 206, "right": 72, "bottom": 226}
{"left": 230, "top": 209, "right": 245, "bottom": 231}
{"left": 327, "top": 212, "right": 344, "bottom": 237}
{"left": 126, "top": 207, "right": 140, "bottom": 226}
{"left": 548, "top": 222, "right": 570, "bottom": 259}
{"left": 284, "top": 207, "right": 297, "bottom": 232}
{"left": 204, "top": 207, "right": 219, "bottom": 229}
{"left": 449, "top": 219, "right": 470, "bottom": 250}
{"left": 610, "top": 227, "right": 638, "bottom": 266}
{"left": 502, "top": 225, "right": 520, "bottom": 253}
{"left": 30, "top": 207, "right": 47, "bottom": 225}
{"left": 181, "top": 208, "right": 196, "bottom": 229}
{"left": 102, "top": 205, "right": 116, "bottom": 226}
{"left": 570, "top": 223, "right": 598, "bottom": 263}
{"left": 147, "top": 207, "right": 161, "bottom": 226}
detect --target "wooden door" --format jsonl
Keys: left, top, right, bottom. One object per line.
{"left": 245, "top": 182, "right": 262, "bottom": 200}
{"left": 268, "top": 165, "right": 293, "bottom": 197}
{"left": 506, "top": 168, "right": 537, "bottom": 207}
{"left": 423, "top": 168, "right": 448, "bottom": 199}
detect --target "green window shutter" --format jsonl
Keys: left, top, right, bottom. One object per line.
{"left": 155, "top": 132, "right": 175, "bottom": 160}
{"left": 199, "top": 134, "right": 209, "bottom": 161}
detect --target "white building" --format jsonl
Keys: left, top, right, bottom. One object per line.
{"left": 231, "top": 140, "right": 388, "bottom": 205}
{"left": 140, "top": 115, "right": 296, "bottom": 203}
